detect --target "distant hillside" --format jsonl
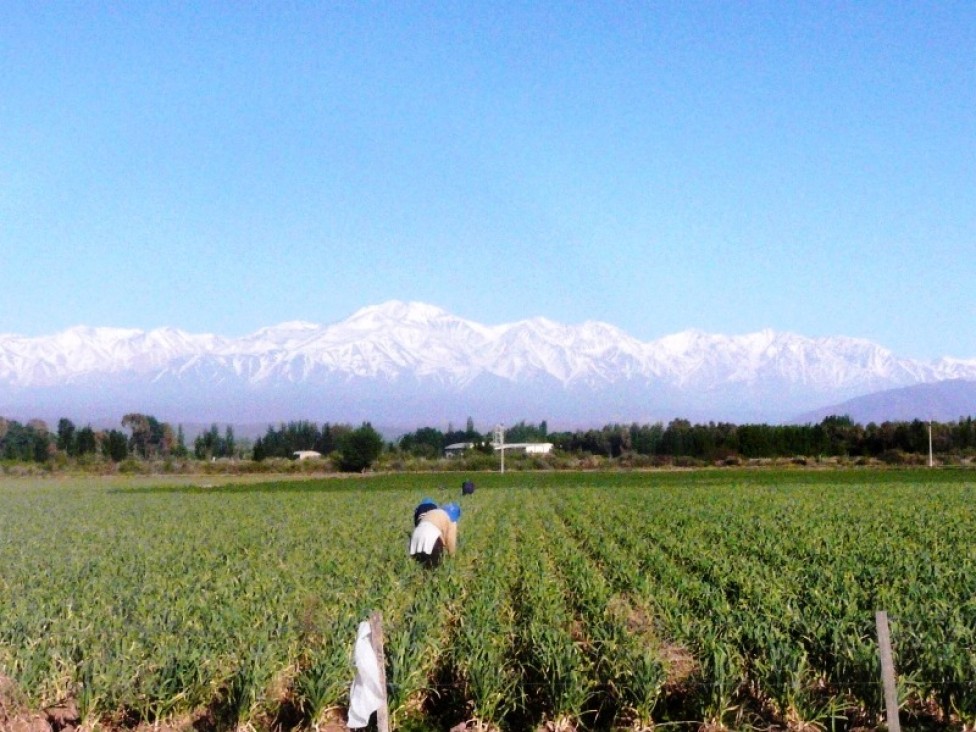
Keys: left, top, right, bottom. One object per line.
{"left": 795, "top": 379, "right": 976, "bottom": 424}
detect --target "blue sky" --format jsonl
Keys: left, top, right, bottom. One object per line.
{"left": 2, "top": 2, "right": 973, "bottom": 359}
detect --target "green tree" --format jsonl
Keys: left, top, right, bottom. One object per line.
{"left": 57, "top": 418, "right": 77, "bottom": 456}
{"left": 398, "top": 426, "right": 445, "bottom": 458}
{"left": 337, "top": 423, "right": 384, "bottom": 472}
{"left": 27, "top": 420, "right": 51, "bottom": 462}
{"left": 122, "top": 413, "right": 151, "bottom": 458}
{"left": 121, "top": 413, "right": 174, "bottom": 458}
{"left": 103, "top": 429, "right": 129, "bottom": 462}
{"left": 659, "top": 419, "right": 693, "bottom": 457}
{"left": 160, "top": 422, "right": 177, "bottom": 456}
{"left": 628, "top": 422, "right": 664, "bottom": 455}
{"left": 173, "top": 425, "right": 189, "bottom": 458}
{"left": 76, "top": 426, "right": 98, "bottom": 455}
{"left": 315, "top": 423, "right": 339, "bottom": 455}
{"left": 506, "top": 420, "right": 549, "bottom": 443}
{"left": 224, "top": 425, "right": 236, "bottom": 458}
{"left": 195, "top": 423, "right": 221, "bottom": 460}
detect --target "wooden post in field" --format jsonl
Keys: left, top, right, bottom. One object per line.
{"left": 368, "top": 610, "right": 390, "bottom": 732}
{"left": 875, "top": 611, "right": 901, "bottom": 732}
{"left": 928, "top": 421, "right": 934, "bottom": 467}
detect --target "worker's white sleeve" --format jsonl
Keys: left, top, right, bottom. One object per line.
{"left": 409, "top": 521, "right": 442, "bottom": 555}
{"left": 347, "top": 621, "right": 383, "bottom": 728}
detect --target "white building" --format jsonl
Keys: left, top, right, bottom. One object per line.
{"left": 444, "top": 442, "right": 475, "bottom": 457}
{"left": 293, "top": 450, "right": 323, "bottom": 461}
{"left": 444, "top": 441, "right": 555, "bottom": 457}
{"left": 495, "top": 442, "right": 554, "bottom": 455}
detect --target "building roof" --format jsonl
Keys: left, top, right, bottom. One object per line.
{"left": 293, "top": 450, "right": 323, "bottom": 460}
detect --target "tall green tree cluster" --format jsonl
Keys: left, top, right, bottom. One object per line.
{"left": 504, "top": 419, "right": 549, "bottom": 443}
{"left": 397, "top": 417, "right": 489, "bottom": 457}
{"left": 193, "top": 424, "right": 238, "bottom": 460}
{"left": 0, "top": 414, "right": 190, "bottom": 463}
{"left": 121, "top": 413, "right": 182, "bottom": 458}
{"left": 4, "top": 411, "right": 976, "bottom": 467}
{"left": 547, "top": 415, "right": 976, "bottom": 460}
{"left": 0, "top": 418, "right": 52, "bottom": 461}
{"left": 251, "top": 420, "right": 384, "bottom": 472}
{"left": 251, "top": 421, "right": 351, "bottom": 461}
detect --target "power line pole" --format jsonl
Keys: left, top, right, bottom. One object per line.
{"left": 495, "top": 423, "right": 505, "bottom": 474}
{"left": 928, "top": 421, "right": 934, "bottom": 468}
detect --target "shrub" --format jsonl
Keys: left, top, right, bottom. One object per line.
{"left": 336, "top": 424, "right": 384, "bottom": 472}
{"left": 118, "top": 458, "right": 148, "bottom": 474}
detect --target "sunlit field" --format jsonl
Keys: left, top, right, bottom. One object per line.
{"left": 1, "top": 469, "right": 974, "bottom": 731}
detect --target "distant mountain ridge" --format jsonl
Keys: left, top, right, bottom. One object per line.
{"left": 1, "top": 301, "right": 974, "bottom": 427}
{"left": 797, "top": 379, "right": 976, "bottom": 425}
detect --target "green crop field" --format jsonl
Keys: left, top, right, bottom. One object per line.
{"left": 1, "top": 469, "right": 975, "bottom": 731}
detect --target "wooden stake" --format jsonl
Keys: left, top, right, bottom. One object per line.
{"left": 875, "top": 611, "right": 901, "bottom": 732}
{"left": 368, "top": 611, "right": 390, "bottom": 732}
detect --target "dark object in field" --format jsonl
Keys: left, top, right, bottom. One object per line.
{"left": 414, "top": 498, "right": 438, "bottom": 526}
{"left": 461, "top": 480, "right": 475, "bottom": 496}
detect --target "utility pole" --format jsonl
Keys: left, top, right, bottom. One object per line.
{"left": 495, "top": 424, "right": 505, "bottom": 474}
{"left": 928, "top": 421, "right": 934, "bottom": 468}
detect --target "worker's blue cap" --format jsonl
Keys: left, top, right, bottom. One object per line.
{"left": 443, "top": 502, "right": 461, "bottom": 522}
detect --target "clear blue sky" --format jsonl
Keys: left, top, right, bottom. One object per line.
{"left": 2, "top": 2, "right": 973, "bottom": 359}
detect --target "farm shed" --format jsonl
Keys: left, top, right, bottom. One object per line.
{"left": 444, "top": 442, "right": 475, "bottom": 457}
{"left": 293, "top": 450, "right": 323, "bottom": 460}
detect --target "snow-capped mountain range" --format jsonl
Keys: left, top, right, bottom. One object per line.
{"left": 2, "top": 301, "right": 974, "bottom": 427}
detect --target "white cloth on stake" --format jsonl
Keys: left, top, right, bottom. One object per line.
{"left": 347, "top": 620, "right": 383, "bottom": 728}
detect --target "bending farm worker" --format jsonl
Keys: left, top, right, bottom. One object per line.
{"left": 409, "top": 500, "right": 460, "bottom": 568}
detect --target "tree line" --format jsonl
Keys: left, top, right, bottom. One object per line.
{"left": 3, "top": 412, "right": 976, "bottom": 468}
{"left": 0, "top": 414, "right": 384, "bottom": 472}
{"left": 395, "top": 415, "right": 976, "bottom": 462}
{"left": 250, "top": 420, "right": 383, "bottom": 471}
{"left": 1, "top": 416, "right": 138, "bottom": 462}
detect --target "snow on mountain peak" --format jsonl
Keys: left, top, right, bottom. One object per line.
{"left": 273, "top": 320, "right": 321, "bottom": 330}
{"left": 348, "top": 300, "right": 452, "bottom": 325}
{"left": 1, "top": 303, "right": 974, "bottom": 425}
{"left": 247, "top": 320, "right": 321, "bottom": 338}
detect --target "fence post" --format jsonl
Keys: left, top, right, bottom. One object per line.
{"left": 875, "top": 610, "right": 901, "bottom": 732}
{"left": 369, "top": 610, "right": 390, "bottom": 732}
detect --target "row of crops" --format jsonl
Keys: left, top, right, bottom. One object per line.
{"left": 1, "top": 470, "right": 975, "bottom": 730}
